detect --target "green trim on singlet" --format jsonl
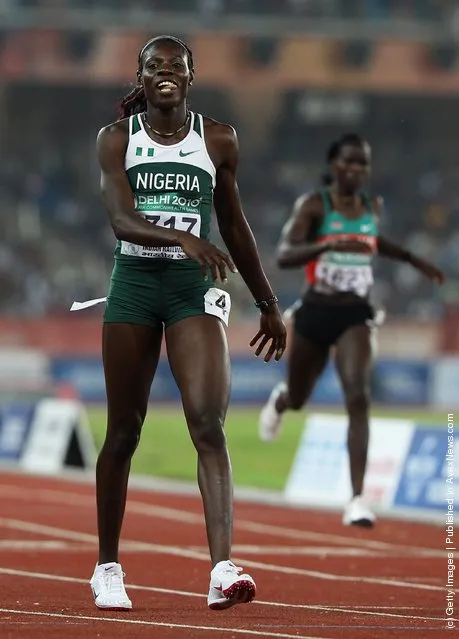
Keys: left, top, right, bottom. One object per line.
{"left": 131, "top": 114, "right": 142, "bottom": 135}
{"left": 193, "top": 113, "right": 202, "bottom": 137}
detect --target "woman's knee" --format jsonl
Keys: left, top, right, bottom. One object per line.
{"left": 287, "top": 381, "right": 315, "bottom": 411}
{"left": 103, "top": 412, "right": 143, "bottom": 461}
{"left": 344, "top": 384, "right": 370, "bottom": 415}
{"left": 187, "top": 406, "right": 227, "bottom": 454}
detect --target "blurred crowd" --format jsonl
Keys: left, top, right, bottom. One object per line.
{"left": 2, "top": 0, "right": 457, "bottom": 21}
{"left": 1, "top": 2, "right": 458, "bottom": 322}
{"left": 0, "top": 81, "right": 458, "bottom": 322}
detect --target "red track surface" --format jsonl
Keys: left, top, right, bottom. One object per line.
{"left": 0, "top": 470, "right": 455, "bottom": 638}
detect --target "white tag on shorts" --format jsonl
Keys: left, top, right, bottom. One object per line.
{"left": 70, "top": 297, "right": 107, "bottom": 311}
{"left": 204, "top": 288, "right": 231, "bottom": 326}
{"left": 367, "top": 308, "right": 386, "bottom": 328}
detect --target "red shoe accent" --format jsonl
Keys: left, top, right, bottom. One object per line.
{"left": 223, "top": 579, "right": 256, "bottom": 603}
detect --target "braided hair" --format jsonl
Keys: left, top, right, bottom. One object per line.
{"left": 321, "top": 133, "right": 365, "bottom": 186}
{"left": 118, "top": 35, "right": 194, "bottom": 120}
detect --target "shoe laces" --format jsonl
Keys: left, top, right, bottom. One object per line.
{"left": 102, "top": 568, "right": 126, "bottom": 595}
{"left": 222, "top": 561, "right": 242, "bottom": 575}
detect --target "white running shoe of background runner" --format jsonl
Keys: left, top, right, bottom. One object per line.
{"left": 90, "top": 562, "right": 132, "bottom": 610}
{"left": 207, "top": 560, "right": 256, "bottom": 610}
{"left": 342, "top": 496, "right": 376, "bottom": 528}
{"left": 258, "top": 382, "right": 287, "bottom": 442}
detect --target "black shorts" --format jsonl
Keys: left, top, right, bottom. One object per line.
{"left": 293, "top": 298, "right": 375, "bottom": 347}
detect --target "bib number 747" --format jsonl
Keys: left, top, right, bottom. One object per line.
{"left": 120, "top": 211, "right": 201, "bottom": 259}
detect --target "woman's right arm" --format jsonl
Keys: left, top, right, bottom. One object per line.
{"left": 276, "top": 192, "right": 374, "bottom": 268}
{"left": 97, "top": 122, "right": 184, "bottom": 247}
{"left": 276, "top": 193, "right": 327, "bottom": 268}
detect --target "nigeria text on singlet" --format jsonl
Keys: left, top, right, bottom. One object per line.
{"left": 306, "top": 190, "right": 379, "bottom": 298}
{"left": 117, "top": 112, "right": 216, "bottom": 264}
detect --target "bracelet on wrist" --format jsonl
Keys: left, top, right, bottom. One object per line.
{"left": 402, "top": 250, "right": 412, "bottom": 263}
{"left": 254, "top": 295, "right": 279, "bottom": 311}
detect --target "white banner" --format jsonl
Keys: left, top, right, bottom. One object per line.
{"left": 430, "top": 357, "right": 459, "bottom": 409}
{"left": 284, "top": 413, "right": 414, "bottom": 508}
{"left": 19, "top": 399, "right": 96, "bottom": 474}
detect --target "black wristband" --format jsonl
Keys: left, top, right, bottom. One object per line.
{"left": 254, "top": 296, "right": 279, "bottom": 311}
{"left": 402, "top": 250, "right": 412, "bottom": 263}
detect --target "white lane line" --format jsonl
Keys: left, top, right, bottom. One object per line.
{"left": 0, "top": 518, "right": 210, "bottom": 561}
{"left": 0, "top": 567, "right": 452, "bottom": 623}
{"left": 0, "top": 535, "right": 443, "bottom": 561}
{"left": 0, "top": 608, "right": 331, "bottom": 639}
{"left": 4, "top": 485, "right": 444, "bottom": 556}
{"left": 236, "top": 520, "right": 442, "bottom": 556}
{"left": 234, "top": 558, "right": 451, "bottom": 592}
{"left": 0, "top": 518, "right": 451, "bottom": 593}
{"left": 188, "top": 545, "right": 398, "bottom": 557}
{"left": 0, "top": 532, "right": 441, "bottom": 564}
{"left": 0, "top": 537, "right": 384, "bottom": 558}
{"left": 0, "top": 517, "right": 445, "bottom": 593}
{"left": 0, "top": 540, "right": 79, "bottom": 550}
{"left": 0, "top": 545, "right": 376, "bottom": 557}
{"left": 0, "top": 485, "right": 443, "bottom": 557}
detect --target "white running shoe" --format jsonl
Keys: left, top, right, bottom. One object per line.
{"left": 342, "top": 496, "right": 376, "bottom": 528}
{"left": 90, "top": 562, "right": 132, "bottom": 610}
{"left": 258, "top": 382, "right": 287, "bottom": 442}
{"left": 207, "top": 560, "right": 256, "bottom": 610}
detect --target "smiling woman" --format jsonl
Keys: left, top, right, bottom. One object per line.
{"left": 88, "top": 35, "right": 287, "bottom": 614}
{"left": 119, "top": 36, "right": 195, "bottom": 127}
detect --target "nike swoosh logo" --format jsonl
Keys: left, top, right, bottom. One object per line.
{"left": 179, "top": 150, "right": 199, "bottom": 157}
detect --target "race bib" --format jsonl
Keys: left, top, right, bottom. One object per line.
{"left": 315, "top": 262, "right": 373, "bottom": 297}
{"left": 204, "top": 288, "right": 231, "bottom": 326}
{"left": 120, "top": 211, "right": 201, "bottom": 260}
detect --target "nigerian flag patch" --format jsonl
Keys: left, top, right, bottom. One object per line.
{"left": 136, "top": 147, "right": 154, "bottom": 157}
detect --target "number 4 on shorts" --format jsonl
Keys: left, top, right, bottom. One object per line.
{"left": 204, "top": 288, "right": 231, "bottom": 326}
{"left": 215, "top": 295, "right": 226, "bottom": 309}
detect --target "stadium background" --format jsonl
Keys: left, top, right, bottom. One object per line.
{"left": 0, "top": 1, "right": 457, "bottom": 508}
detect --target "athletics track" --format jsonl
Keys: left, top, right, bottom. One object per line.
{"left": 0, "top": 470, "right": 455, "bottom": 638}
